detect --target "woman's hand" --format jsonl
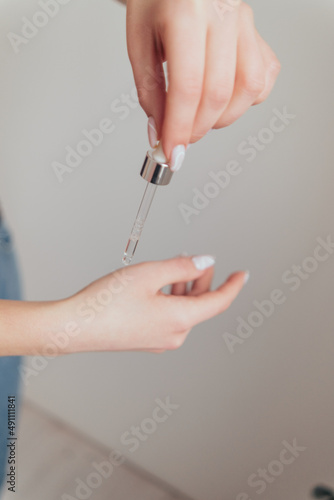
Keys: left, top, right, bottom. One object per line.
{"left": 66, "top": 255, "right": 248, "bottom": 354}
{"left": 0, "top": 256, "right": 247, "bottom": 356}
{"left": 126, "top": 0, "right": 281, "bottom": 170}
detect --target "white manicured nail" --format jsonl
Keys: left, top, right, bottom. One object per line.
{"left": 153, "top": 142, "right": 168, "bottom": 163}
{"left": 192, "top": 255, "right": 216, "bottom": 271}
{"left": 170, "top": 145, "right": 186, "bottom": 172}
{"left": 148, "top": 117, "right": 158, "bottom": 149}
{"left": 244, "top": 271, "right": 250, "bottom": 284}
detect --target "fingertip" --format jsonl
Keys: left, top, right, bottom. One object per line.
{"left": 192, "top": 255, "right": 216, "bottom": 271}
{"left": 148, "top": 116, "right": 159, "bottom": 149}
{"left": 225, "top": 270, "right": 250, "bottom": 287}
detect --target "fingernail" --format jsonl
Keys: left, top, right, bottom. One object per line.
{"left": 192, "top": 255, "right": 216, "bottom": 271}
{"left": 170, "top": 145, "right": 186, "bottom": 172}
{"left": 244, "top": 271, "right": 250, "bottom": 284}
{"left": 148, "top": 117, "right": 158, "bottom": 149}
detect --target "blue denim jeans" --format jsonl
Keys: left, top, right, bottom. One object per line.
{"left": 0, "top": 220, "right": 22, "bottom": 493}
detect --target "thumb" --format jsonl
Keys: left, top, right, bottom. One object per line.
{"left": 126, "top": 10, "right": 166, "bottom": 145}
{"left": 143, "top": 255, "right": 216, "bottom": 292}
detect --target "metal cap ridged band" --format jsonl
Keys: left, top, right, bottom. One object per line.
{"left": 140, "top": 151, "right": 174, "bottom": 186}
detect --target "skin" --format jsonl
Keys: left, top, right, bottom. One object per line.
{"left": 1, "top": 1, "right": 279, "bottom": 356}
{"left": 0, "top": 257, "right": 247, "bottom": 356}
{"left": 126, "top": 0, "right": 281, "bottom": 159}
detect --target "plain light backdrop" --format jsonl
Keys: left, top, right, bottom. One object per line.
{"left": 1, "top": 1, "right": 334, "bottom": 499}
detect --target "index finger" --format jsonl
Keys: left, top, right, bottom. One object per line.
{"left": 174, "top": 271, "right": 248, "bottom": 328}
{"left": 159, "top": 6, "right": 207, "bottom": 159}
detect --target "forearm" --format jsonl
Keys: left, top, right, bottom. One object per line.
{"left": 0, "top": 299, "right": 72, "bottom": 357}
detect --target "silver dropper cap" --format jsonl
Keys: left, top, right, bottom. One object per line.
{"left": 140, "top": 147, "right": 173, "bottom": 186}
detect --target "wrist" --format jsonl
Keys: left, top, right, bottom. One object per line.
{"left": 40, "top": 296, "right": 86, "bottom": 357}
{"left": 0, "top": 299, "right": 67, "bottom": 356}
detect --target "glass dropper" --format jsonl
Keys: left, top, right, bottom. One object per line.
{"left": 122, "top": 182, "right": 157, "bottom": 266}
{"left": 122, "top": 143, "right": 173, "bottom": 266}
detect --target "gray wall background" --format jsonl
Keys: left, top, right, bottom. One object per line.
{"left": 1, "top": 0, "right": 334, "bottom": 499}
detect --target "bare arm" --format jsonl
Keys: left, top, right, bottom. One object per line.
{"left": 0, "top": 299, "right": 70, "bottom": 356}
{"left": 0, "top": 257, "right": 247, "bottom": 357}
